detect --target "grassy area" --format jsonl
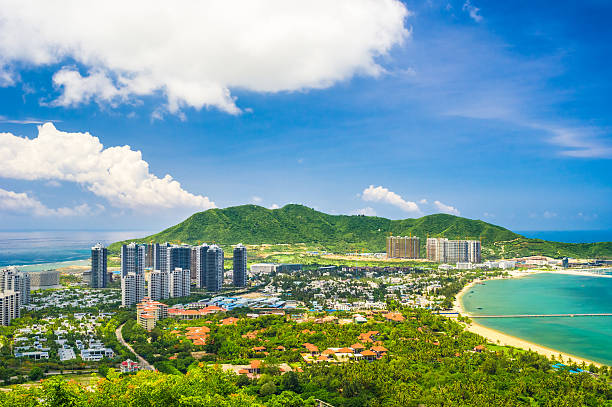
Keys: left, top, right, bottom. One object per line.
{"left": 1, "top": 372, "right": 101, "bottom": 390}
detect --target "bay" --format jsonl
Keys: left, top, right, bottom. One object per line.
{"left": 461, "top": 273, "right": 612, "bottom": 366}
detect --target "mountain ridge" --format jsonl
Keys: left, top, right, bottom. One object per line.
{"left": 108, "top": 204, "right": 612, "bottom": 259}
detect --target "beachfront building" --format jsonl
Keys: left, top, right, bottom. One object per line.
{"left": 0, "top": 290, "right": 20, "bottom": 326}
{"left": 426, "top": 238, "right": 481, "bottom": 263}
{"left": 91, "top": 243, "right": 108, "bottom": 288}
{"left": 233, "top": 244, "right": 247, "bottom": 287}
{"left": 121, "top": 243, "right": 146, "bottom": 277}
{"left": 386, "top": 236, "right": 420, "bottom": 259}
{"left": 29, "top": 270, "right": 60, "bottom": 290}
{"left": 206, "top": 245, "right": 224, "bottom": 292}
{"left": 1, "top": 267, "right": 30, "bottom": 305}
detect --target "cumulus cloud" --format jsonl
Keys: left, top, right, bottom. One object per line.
{"left": 462, "top": 1, "right": 483, "bottom": 22}
{"left": 0, "top": 188, "right": 96, "bottom": 216}
{"left": 0, "top": 0, "right": 410, "bottom": 115}
{"left": 361, "top": 185, "right": 421, "bottom": 214}
{"left": 269, "top": 204, "right": 280, "bottom": 210}
{"left": 353, "top": 207, "right": 377, "bottom": 216}
{"left": 433, "top": 200, "right": 460, "bottom": 215}
{"left": 251, "top": 196, "right": 263, "bottom": 204}
{"left": 0, "top": 123, "right": 216, "bottom": 210}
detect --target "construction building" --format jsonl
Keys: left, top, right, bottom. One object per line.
{"left": 386, "top": 236, "right": 420, "bottom": 259}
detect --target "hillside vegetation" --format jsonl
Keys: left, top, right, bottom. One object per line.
{"left": 109, "top": 204, "right": 612, "bottom": 259}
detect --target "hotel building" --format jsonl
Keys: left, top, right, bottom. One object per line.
{"left": 426, "top": 238, "right": 481, "bottom": 263}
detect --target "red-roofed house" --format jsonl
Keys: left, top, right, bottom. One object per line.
{"left": 120, "top": 359, "right": 140, "bottom": 373}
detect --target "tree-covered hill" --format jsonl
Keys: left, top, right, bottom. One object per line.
{"left": 109, "top": 204, "right": 612, "bottom": 259}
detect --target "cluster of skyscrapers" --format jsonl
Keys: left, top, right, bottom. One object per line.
{"left": 0, "top": 267, "right": 31, "bottom": 325}
{"left": 385, "top": 235, "right": 481, "bottom": 263}
{"left": 89, "top": 242, "right": 248, "bottom": 307}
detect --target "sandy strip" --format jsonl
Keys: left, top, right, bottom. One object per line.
{"left": 454, "top": 277, "right": 604, "bottom": 367}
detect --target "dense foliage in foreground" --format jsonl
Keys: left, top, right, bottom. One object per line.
{"left": 1, "top": 353, "right": 611, "bottom": 406}
{"left": 108, "top": 204, "right": 612, "bottom": 258}
{"left": 4, "top": 309, "right": 611, "bottom": 406}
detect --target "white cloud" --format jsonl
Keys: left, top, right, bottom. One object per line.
{"left": 433, "top": 200, "right": 460, "bottom": 215}
{"left": 418, "top": 198, "right": 428, "bottom": 204}
{"left": 542, "top": 125, "right": 612, "bottom": 159}
{"left": 353, "top": 207, "right": 377, "bottom": 216}
{"left": 51, "top": 68, "right": 127, "bottom": 107}
{"left": 361, "top": 185, "right": 421, "bottom": 214}
{"left": 269, "top": 204, "right": 280, "bottom": 210}
{"left": 0, "top": 123, "right": 216, "bottom": 210}
{"left": 0, "top": 0, "right": 410, "bottom": 115}
{"left": 251, "top": 196, "right": 263, "bottom": 204}
{"left": 0, "top": 188, "right": 96, "bottom": 216}
{"left": 462, "top": 1, "right": 483, "bottom": 22}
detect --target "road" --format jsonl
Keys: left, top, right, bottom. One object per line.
{"left": 115, "top": 323, "right": 155, "bottom": 371}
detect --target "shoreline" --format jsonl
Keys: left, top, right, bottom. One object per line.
{"left": 454, "top": 272, "right": 605, "bottom": 367}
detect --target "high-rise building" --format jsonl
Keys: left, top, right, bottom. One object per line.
{"left": 167, "top": 245, "right": 191, "bottom": 274}
{"left": 193, "top": 244, "right": 210, "bottom": 289}
{"left": 91, "top": 243, "right": 108, "bottom": 288}
{"left": 169, "top": 268, "right": 191, "bottom": 298}
{"left": 0, "top": 290, "right": 20, "bottom": 326}
{"left": 206, "top": 245, "right": 224, "bottom": 292}
{"left": 152, "top": 243, "right": 171, "bottom": 271}
{"left": 467, "top": 240, "right": 481, "bottom": 263}
{"left": 145, "top": 244, "right": 154, "bottom": 268}
{"left": 190, "top": 247, "right": 198, "bottom": 282}
{"left": 426, "top": 238, "right": 481, "bottom": 263}
{"left": 1, "top": 267, "right": 30, "bottom": 305}
{"left": 149, "top": 269, "right": 170, "bottom": 300}
{"left": 121, "top": 243, "right": 146, "bottom": 277}
{"left": 233, "top": 244, "right": 247, "bottom": 287}
{"left": 148, "top": 270, "right": 162, "bottom": 301}
{"left": 121, "top": 271, "right": 145, "bottom": 307}
{"left": 386, "top": 236, "right": 420, "bottom": 259}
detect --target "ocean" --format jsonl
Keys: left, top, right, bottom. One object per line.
{"left": 516, "top": 230, "right": 612, "bottom": 243}
{"left": 461, "top": 273, "right": 612, "bottom": 366}
{"left": 0, "top": 230, "right": 152, "bottom": 268}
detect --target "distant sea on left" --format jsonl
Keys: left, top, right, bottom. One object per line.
{"left": 0, "top": 230, "right": 154, "bottom": 268}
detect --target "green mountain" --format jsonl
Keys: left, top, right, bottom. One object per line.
{"left": 109, "top": 204, "right": 612, "bottom": 259}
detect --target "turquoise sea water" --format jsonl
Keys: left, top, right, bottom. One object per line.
{"left": 461, "top": 273, "right": 612, "bottom": 366}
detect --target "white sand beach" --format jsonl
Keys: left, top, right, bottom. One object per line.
{"left": 454, "top": 274, "right": 604, "bottom": 367}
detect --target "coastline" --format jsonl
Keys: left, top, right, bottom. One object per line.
{"left": 454, "top": 272, "right": 605, "bottom": 367}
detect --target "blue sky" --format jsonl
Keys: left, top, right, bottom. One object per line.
{"left": 0, "top": 0, "right": 611, "bottom": 232}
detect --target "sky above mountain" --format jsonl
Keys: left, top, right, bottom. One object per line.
{"left": 0, "top": 0, "right": 611, "bottom": 232}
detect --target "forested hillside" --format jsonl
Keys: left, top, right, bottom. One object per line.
{"left": 109, "top": 204, "right": 612, "bottom": 259}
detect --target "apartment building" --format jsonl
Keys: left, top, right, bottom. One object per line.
{"left": 91, "top": 243, "right": 108, "bottom": 288}
{"left": 233, "top": 243, "right": 247, "bottom": 287}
